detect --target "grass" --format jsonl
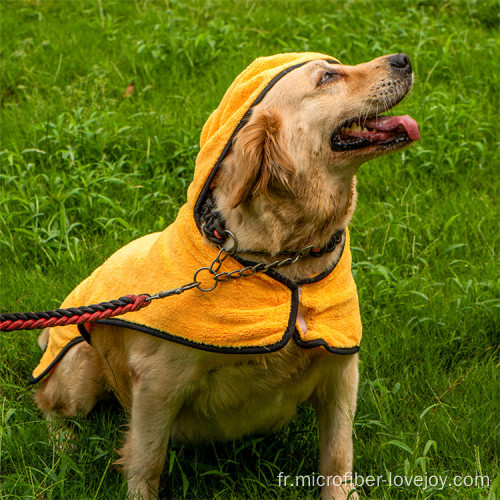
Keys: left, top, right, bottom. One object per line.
{"left": 0, "top": 0, "right": 498, "bottom": 498}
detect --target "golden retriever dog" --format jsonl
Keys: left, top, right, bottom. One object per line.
{"left": 34, "top": 53, "right": 419, "bottom": 499}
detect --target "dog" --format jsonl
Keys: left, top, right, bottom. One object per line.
{"left": 33, "top": 52, "right": 419, "bottom": 499}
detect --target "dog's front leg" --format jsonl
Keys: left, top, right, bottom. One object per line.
{"left": 115, "top": 360, "right": 187, "bottom": 499}
{"left": 313, "top": 353, "right": 359, "bottom": 500}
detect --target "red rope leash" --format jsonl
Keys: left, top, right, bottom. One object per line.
{"left": 0, "top": 294, "right": 150, "bottom": 332}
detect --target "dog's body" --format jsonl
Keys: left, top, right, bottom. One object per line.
{"left": 34, "top": 53, "right": 418, "bottom": 499}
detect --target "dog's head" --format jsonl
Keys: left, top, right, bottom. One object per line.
{"left": 217, "top": 54, "right": 418, "bottom": 209}
{"left": 194, "top": 53, "right": 419, "bottom": 253}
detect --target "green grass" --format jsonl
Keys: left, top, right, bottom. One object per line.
{"left": 1, "top": 0, "right": 498, "bottom": 498}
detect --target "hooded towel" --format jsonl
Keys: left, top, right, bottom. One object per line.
{"left": 32, "top": 52, "right": 362, "bottom": 383}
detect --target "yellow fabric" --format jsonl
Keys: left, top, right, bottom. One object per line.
{"left": 33, "top": 52, "right": 362, "bottom": 381}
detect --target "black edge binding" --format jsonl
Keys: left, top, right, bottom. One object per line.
{"left": 78, "top": 323, "right": 91, "bottom": 344}
{"left": 293, "top": 329, "right": 360, "bottom": 355}
{"left": 93, "top": 287, "right": 299, "bottom": 355}
{"left": 29, "top": 336, "right": 85, "bottom": 384}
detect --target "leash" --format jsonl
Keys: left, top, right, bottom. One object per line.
{"left": 0, "top": 230, "right": 344, "bottom": 333}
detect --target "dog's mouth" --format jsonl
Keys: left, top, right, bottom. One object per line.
{"left": 330, "top": 114, "right": 420, "bottom": 152}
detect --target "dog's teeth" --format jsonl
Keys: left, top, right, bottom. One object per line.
{"left": 341, "top": 122, "right": 367, "bottom": 133}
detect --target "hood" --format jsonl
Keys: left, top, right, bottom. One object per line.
{"left": 189, "top": 52, "right": 340, "bottom": 230}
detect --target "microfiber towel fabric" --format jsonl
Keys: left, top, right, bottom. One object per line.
{"left": 32, "top": 52, "right": 362, "bottom": 384}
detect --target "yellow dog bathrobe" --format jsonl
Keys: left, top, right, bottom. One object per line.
{"left": 32, "top": 52, "right": 362, "bottom": 384}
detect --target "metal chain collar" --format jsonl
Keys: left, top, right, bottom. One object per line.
{"left": 147, "top": 231, "right": 321, "bottom": 300}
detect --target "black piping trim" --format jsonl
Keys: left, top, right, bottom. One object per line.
{"left": 293, "top": 329, "right": 360, "bottom": 354}
{"left": 29, "top": 336, "right": 85, "bottom": 384}
{"left": 78, "top": 323, "right": 91, "bottom": 344}
{"left": 89, "top": 286, "right": 301, "bottom": 355}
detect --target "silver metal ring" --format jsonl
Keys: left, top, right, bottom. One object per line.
{"left": 193, "top": 267, "right": 218, "bottom": 292}
{"left": 221, "top": 230, "right": 238, "bottom": 254}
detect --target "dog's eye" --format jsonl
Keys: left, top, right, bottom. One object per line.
{"left": 317, "top": 71, "right": 338, "bottom": 86}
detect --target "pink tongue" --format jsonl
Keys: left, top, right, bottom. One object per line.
{"left": 365, "top": 115, "right": 420, "bottom": 141}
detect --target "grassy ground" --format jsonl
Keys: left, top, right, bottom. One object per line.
{"left": 1, "top": 0, "right": 498, "bottom": 498}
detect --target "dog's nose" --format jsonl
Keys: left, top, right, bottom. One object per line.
{"left": 388, "top": 53, "right": 412, "bottom": 73}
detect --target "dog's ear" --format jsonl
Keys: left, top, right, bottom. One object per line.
{"left": 225, "top": 107, "right": 296, "bottom": 209}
